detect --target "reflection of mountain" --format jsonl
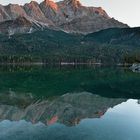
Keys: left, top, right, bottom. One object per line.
{"left": 0, "top": 90, "right": 35, "bottom": 107}
{"left": 0, "top": 92, "right": 126, "bottom": 126}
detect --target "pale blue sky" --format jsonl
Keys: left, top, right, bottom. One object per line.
{"left": 0, "top": 0, "right": 140, "bottom": 27}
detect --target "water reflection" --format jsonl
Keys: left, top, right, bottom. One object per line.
{"left": 0, "top": 65, "right": 140, "bottom": 98}
{"left": 0, "top": 65, "right": 139, "bottom": 140}
{"left": 0, "top": 99, "right": 140, "bottom": 140}
{"left": 0, "top": 92, "right": 126, "bottom": 126}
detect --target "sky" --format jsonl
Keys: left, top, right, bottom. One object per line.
{"left": 0, "top": 0, "right": 140, "bottom": 27}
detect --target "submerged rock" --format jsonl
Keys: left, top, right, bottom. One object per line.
{"left": 130, "top": 63, "right": 140, "bottom": 72}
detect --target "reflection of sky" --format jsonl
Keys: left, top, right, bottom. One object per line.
{"left": 107, "top": 99, "right": 140, "bottom": 119}
{"left": 0, "top": 99, "right": 140, "bottom": 140}
{"left": 0, "top": 0, "right": 140, "bottom": 27}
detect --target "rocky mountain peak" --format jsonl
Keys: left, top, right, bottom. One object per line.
{"left": 0, "top": 0, "right": 128, "bottom": 34}
{"left": 4, "top": 4, "right": 27, "bottom": 20}
{"left": 24, "top": 1, "right": 39, "bottom": 9}
{"left": 44, "top": 0, "right": 58, "bottom": 11}
{"left": 24, "top": 1, "right": 49, "bottom": 23}
{"left": 93, "top": 7, "right": 109, "bottom": 18}
{"left": 63, "top": 0, "right": 82, "bottom": 7}
{"left": 64, "top": 0, "right": 82, "bottom": 6}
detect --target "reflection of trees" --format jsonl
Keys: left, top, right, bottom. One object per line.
{"left": 0, "top": 66, "right": 139, "bottom": 98}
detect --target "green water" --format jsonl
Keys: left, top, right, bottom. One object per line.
{"left": 0, "top": 65, "right": 140, "bottom": 99}
{"left": 0, "top": 65, "right": 140, "bottom": 140}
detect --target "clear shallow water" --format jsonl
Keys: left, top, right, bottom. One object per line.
{"left": 0, "top": 65, "right": 140, "bottom": 140}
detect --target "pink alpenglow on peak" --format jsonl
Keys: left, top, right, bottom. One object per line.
{"left": 44, "top": 0, "right": 58, "bottom": 11}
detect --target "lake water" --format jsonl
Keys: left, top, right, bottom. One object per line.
{"left": 0, "top": 65, "right": 140, "bottom": 140}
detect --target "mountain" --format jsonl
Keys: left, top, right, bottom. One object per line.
{"left": 0, "top": 0, "right": 139, "bottom": 64}
{"left": 0, "top": 16, "right": 33, "bottom": 35}
{"left": 0, "top": 16, "right": 50, "bottom": 35}
{"left": 0, "top": 0, "right": 128, "bottom": 34}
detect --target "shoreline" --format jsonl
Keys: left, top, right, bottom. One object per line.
{"left": 0, "top": 62, "right": 134, "bottom": 67}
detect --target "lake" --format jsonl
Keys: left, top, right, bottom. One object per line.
{"left": 0, "top": 65, "right": 140, "bottom": 140}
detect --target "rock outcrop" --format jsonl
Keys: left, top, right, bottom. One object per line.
{"left": 0, "top": 0, "right": 128, "bottom": 34}
{"left": 0, "top": 16, "right": 49, "bottom": 35}
{"left": 130, "top": 63, "right": 140, "bottom": 72}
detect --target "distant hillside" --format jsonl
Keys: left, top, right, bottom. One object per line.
{"left": 0, "top": 27, "right": 140, "bottom": 64}
{"left": 84, "top": 27, "right": 140, "bottom": 46}
{"left": 0, "top": 29, "right": 83, "bottom": 63}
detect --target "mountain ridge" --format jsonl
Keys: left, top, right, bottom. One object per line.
{"left": 0, "top": 0, "right": 128, "bottom": 34}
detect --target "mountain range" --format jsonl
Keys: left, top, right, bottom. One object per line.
{"left": 0, "top": 0, "right": 128, "bottom": 35}
{"left": 0, "top": 0, "right": 139, "bottom": 64}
